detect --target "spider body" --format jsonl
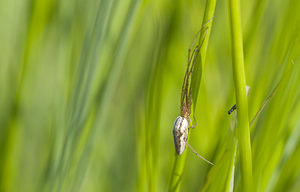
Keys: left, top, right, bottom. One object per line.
{"left": 171, "top": 18, "right": 215, "bottom": 166}
{"left": 173, "top": 116, "right": 189, "bottom": 155}
{"left": 172, "top": 28, "right": 203, "bottom": 155}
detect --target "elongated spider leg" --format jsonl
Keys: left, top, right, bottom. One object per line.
{"left": 189, "top": 116, "right": 195, "bottom": 128}
{"left": 181, "top": 70, "right": 188, "bottom": 106}
{"left": 187, "top": 47, "right": 199, "bottom": 114}
{"left": 186, "top": 18, "right": 212, "bottom": 94}
{"left": 181, "top": 18, "right": 214, "bottom": 116}
{"left": 199, "top": 27, "right": 209, "bottom": 51}
{"left": 183, "top": 46, "right": 198, "bottom": 108}
{"left": 187, "top": 16, "right": 213, "bottom": 92}
{"left": 193, "top": 115, "right": 197, "bottom": 127}
{"left": 186, "top": 45, "right": 200, "bottom": 107}
{"left": 189, "top": 16, "right": 214, "bottom": 52}
{"left": 187, "top": 27, "right": 208, "bottom": 101}
{"left": 186, "top": 27, "right": 209, "bottom": 115}
{"left": 186, "top": 142, "right": 215, "bottom": 165}
{"left": 189, "top": 115, "right": 197, "bottom": 129}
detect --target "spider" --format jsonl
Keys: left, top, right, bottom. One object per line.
{"left": 172, "top": 19, "right": 214, "bottom": 165}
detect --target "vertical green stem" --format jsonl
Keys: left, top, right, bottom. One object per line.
{"left": 193, "top": 0, "right": 217, "bottom": 110}
{"left": 228, "top": 0, "right": 253, "bottom": 191}
{"left": 169, "top": 152, "right": 188, "bottom": 192}
{"left": 199, "top": 0, "right": 217, "bottom": 64}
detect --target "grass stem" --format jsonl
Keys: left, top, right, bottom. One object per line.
{"left": 228, "top": 0, "right": 253, "bottom": 190}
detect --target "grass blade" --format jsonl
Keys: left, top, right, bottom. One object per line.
{"left": 228, "top": 0, "right": 253, "bottom": 190}
{"left": 192, "top": 0, "right": 217, "bottom": 111}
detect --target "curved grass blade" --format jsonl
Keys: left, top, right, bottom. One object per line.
{"left": 201, "top": 134, "right": 238, "bottom": 192}
{"left": 192, "top": 0, "right": 216, "bottom": 112}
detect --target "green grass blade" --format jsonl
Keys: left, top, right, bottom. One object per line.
{"left": 228, "top": 0, "right": 253, "bottom": 190}
{"left": 169, "top": 152, "right": 188, "bottom": 192}
{"left": 265, "top": 117, "right": 300, "bottom": 192}
{"left": 201, "top": 133, "right": 237, "bottom": 192}
{"left": 192, "top": 0, "right": 217, "bottom": 111}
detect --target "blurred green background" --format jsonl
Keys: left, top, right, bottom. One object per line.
{"left": 0, "top": 0, "right": 300, "bottom": 191}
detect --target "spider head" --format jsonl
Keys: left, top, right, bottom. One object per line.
{"left": 180, "top": 105, "right": 190, "bottom": 119}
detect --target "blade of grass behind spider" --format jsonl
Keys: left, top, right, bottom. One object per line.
{"left": 192, "top": 0, "right": 217, "bottom": 112}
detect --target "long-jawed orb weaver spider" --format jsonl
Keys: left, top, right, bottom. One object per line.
{"left": 172, "top": 19, "right": 214, "bottom": 165}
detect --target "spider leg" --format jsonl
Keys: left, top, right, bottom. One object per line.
{"left": 186, "top": 142, "right": 215, "bottom": 165}
{"left": 186, "top": 18, "right": 212, "bottom": 96}
{"left": 188, "top": 46, "right": 200, "bottom": 111}
{"left": 189, "top": 16, "right": 214, "bottom": 52}
{"left": 185, "top": 45, "right": 199, "bottom": 109}
{"left": 182, "top": 43, "right": 197, "bottom": 108}
{"left": 189, "top": 115, "right": 197, "bottom": 129}
{"left": 193, "top": 115, "right": 197, "bottom": 127}
{"left": 181, "top": 71, "right": 188, "bottom": 106}
{"left": 181, "top": 17, "right": 213, "bottom": 114}
{"left": 199, "top": 27, "right": 209, "bottom": 53}
{"left": 186, "top": 27, "right": 209, "bottom": 112}
{"left": 186, "top": 46, "right": 199, "bottom": 106}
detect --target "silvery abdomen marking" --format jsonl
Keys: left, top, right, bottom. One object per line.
{"left": 173, "top": 116, "right": 189, "bottom": 155}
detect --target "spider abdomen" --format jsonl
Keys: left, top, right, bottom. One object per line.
{"left": 172, "top": 116, "right": 189, "bottom": 155}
